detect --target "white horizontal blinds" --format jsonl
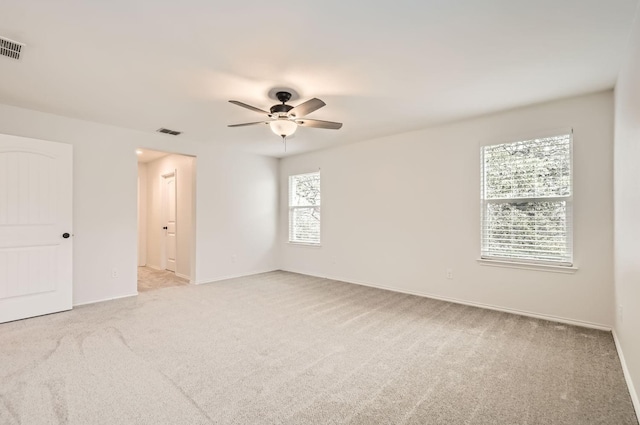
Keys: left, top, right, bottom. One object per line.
{"left": 481, "top": 134, "right": 572, "bottom": 265}
{"left": 289, "top": 172, "right": 321, "bottom": 244}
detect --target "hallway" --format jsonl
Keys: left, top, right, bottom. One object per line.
{"left": 137, "top": 266, "right": 188, "bottom": 292}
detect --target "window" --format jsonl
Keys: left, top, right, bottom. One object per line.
{"left": 481, "top": 133, "right": 572, "bottom": 266}
{"left": 289, "top": 171, "right": 321, "bottom": 244}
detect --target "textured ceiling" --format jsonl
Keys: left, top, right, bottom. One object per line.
{"left": 0, "top": 0, "right": 637, "bottom": 157}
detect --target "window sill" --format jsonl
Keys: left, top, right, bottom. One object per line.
{"left": 287, "top": 242, "right": 322, "bottom": 248}
{"left": 477, "top": 258, "right": 578, "bottom": 274}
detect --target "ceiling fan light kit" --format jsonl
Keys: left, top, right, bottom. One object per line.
{"left": 269, "top": 119, "right": 297, "bottom": 138}
{"left": 228, "top": 90, "right": 342, "bottom": 148}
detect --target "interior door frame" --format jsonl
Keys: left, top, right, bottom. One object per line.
{"left": 136, "top": 151, "right": 197, "bottom": 285}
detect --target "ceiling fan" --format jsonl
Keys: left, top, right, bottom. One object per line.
{"left": 228, "top": 91, "right": 343, "bottom": 143}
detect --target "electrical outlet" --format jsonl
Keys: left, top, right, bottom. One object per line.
{"left": 446, "top": 269, "right": 453, "bottom": 280}
{"left": 111, "top": 269, "right": 118, "bottom": 278}
{"left": 618, "top": 305, "right": 624, "bottom": 323}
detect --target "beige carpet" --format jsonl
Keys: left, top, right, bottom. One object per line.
{"left": 0, "top": 271, "right": 637, "bottom": 424}
{"left": 137, "top": 266, "right": 189, "bottom": 292}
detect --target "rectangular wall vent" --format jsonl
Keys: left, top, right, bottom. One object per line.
{"left": 156, "top": 128, "right": 182, "bottom": 136}
{"left": 0, "top": 36, "right": 24, "bottom": 60}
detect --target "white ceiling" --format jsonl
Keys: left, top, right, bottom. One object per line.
{"left": 136, "top": 149, "right": 168, "bottom": 164}
{"left": 0, "top": 0, "right": 637, "bottom": 158}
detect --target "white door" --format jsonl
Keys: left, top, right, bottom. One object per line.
{"left": 163, "top": 172, "right": 176, "bottom": 272}
{"left": 0, "top": 134, "right": 73, "bottom": 323}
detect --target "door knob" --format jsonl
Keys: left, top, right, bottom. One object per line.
{"left": 163, "top": 226, "right": 168, "bottom": 230}
{"left": 62, "top": 233, "right": 70, "bottom": 239}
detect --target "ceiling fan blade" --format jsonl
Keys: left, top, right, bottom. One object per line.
{"left": 289, "top": 98, "right": 326, "bottom": 117}
{"left": 229, "top": 100, "right": 268, "bottom": 114}
{"left": 295, "top": 119, "right": 342, "bottom": 130}
{"left": 228, "top": 121, "right": 270, "bottom": 127}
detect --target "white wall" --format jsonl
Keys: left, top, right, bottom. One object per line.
{"left": 280, "top": 91, "right": 614, "bottom": 328}
{"left": 613, "top": 8, "right": 640, "bottom": 412}
{"left": 0, "top": 103, "right": 279, "bottom": 305}
{"left": 145, "top": 154, "right": 195, "bottom": 280}
{"left": 137, "top": 163, "right": 147, "bottom": 267}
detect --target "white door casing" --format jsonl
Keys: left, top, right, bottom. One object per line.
{"left": 0, "top": 134, "right": 73, "bottom": 323}
{"left": 162, "top": 171, "right": 176, "bottom": 272}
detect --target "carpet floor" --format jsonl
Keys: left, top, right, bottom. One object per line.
{"left": 0, "top": 271, "right": 637, "bottom": 425}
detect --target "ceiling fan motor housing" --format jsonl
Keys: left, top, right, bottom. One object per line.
{"left": 270, "top": 103, "right": 293, "bottom": 117}
{"left": 270, "top": 91, "right": 294, "bottom": 117}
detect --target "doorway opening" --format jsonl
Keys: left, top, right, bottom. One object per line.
{"left": 136, "top": 149, "right": 196, "bottom": 292}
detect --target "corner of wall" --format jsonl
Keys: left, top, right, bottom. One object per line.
{"left": 612, "top": 329, "right": 640, "bottom": 418}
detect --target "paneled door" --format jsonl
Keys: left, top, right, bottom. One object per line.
{"left": 0, "top": 134, "right": 73, "bottom": 323}
{"left": 163, "top": 172, "right": 176, "bottom": 272}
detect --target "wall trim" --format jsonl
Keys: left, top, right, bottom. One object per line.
{"left": 145, "top": 264, "right": 163, "bottom": 271}
{"left": 195, "top": 269, "right": 279, "bottom": 285}
{"left": 281, "top": 269, "right": 612, "bottom": 331}
{"left": 175, "top": 272, "right": 190, "bottom": 280}
{"left": 477, "top": 258, "right": 578, "bottom": 274}
{"left": 612, "top": 329, "right": 640, "bottom": 419}
{"left": 73, "top": 292, "right": 138, "bottom": 307}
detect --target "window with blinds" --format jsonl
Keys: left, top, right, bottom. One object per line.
{"left": 289, "top": 172, "right": 321, "bottom": 244}
{"left": 481, "top": 133, "right": 573, "bottom": 266}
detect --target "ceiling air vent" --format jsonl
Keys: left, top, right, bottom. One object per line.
{"left": 156, "top": 128, "right": 182, "bottom": 136}
{"left": 0, "top": 36, "right": 24, "bottom": 60}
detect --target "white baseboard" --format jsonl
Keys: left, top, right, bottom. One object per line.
{"left": 175, "top": 272, "right": 190, "bottom": 280}
{"left": 195, "top": 269, "right": 279, "bottom": 285}
{"left": 73, "top": 292, "right": 138, "bottom": 307}
{"left": 281, "top": 269, "right": 612, "bottom": 331}
{"left": 612, "top": 329, "right": 640, "bottom": 418}
{"left": 144, "top": 264, "right": 163, "bottom": 271}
